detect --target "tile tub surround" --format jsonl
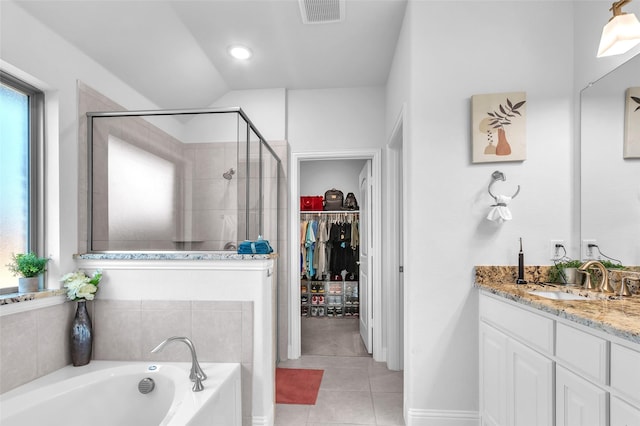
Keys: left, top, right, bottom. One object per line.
{"left": 73, "top": 256, "right": 277, "bottom": 426}
{"left": 92, "top": 299, "right": 254, "bottom": 423}
{"left": 475, "top": 266, "right": 640, "bottom": 344}
{"left": 0, "top": 301, "right": 76, "bottom": 393}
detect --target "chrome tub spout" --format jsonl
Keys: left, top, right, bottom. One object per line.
{"left": 151, "top": 336, "right": 207, "bottom": 392}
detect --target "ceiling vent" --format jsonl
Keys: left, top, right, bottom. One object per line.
{"left": 298, "top": 0, "right": 345, "bottom": 24}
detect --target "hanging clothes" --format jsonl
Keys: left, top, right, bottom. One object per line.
{"left": 300, "top": 212, "right": 359, "bottom": 280}
{"left": 316, "top": 220, "right": 330, "bottom": 280}
{"left": 300, "top": 220, "right": 309, "bottom": 277}
{"left": 305, "top": 219, "right": 318, "bottom": 279}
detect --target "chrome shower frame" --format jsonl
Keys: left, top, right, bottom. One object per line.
{"left": 86, "top": 106, "right": 281, "bottom": 253}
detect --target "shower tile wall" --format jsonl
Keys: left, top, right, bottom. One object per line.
{"left": 184, "top": 142, "right": 239, "bottom": 250}
{"left": 78, "top": 82, "right": 242, "bottom": 252}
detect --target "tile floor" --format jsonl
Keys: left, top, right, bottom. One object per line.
{"left": 275, "top": 318, "right": 405, "bottom": 426}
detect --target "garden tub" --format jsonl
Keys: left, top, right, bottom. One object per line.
{"left": 0, "top": 361, "right": 241, "bottom": 426}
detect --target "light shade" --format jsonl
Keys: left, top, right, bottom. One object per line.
{"left": 597, "top": 13, "right": 640, "bottom": 57}
{"left": 228, "top": 46, "right": 252, "bottom": 60}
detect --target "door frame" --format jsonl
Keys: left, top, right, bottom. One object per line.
{"left": 289, "top": 149, "right": 382, "bottom": 360}
{"left": 384, "top": 106, "right": 405, "bottom": 371}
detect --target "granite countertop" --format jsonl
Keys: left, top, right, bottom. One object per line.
{"left": 0, "top": 289, "right": 66, "bottom": 306}
{"left": 74, "top": 252, "right": 278, "bottom": 261}
{"left": 475, "top": 266, "right": 640, "bottom": 345}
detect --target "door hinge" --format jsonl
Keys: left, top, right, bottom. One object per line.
{"left": 399, "top": 266, "right": 404, "bottom": 273}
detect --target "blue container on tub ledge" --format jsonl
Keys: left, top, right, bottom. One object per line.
{"left": 238, "top": 236, "right": 274, "bottom": 255}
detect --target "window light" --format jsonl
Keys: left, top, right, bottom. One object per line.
{"left": 597, "top": 0, "right": 640, "bottom": 57}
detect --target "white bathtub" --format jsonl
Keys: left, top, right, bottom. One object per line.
{"left": 0, "top": 361, "right": 241, "bottom": 426}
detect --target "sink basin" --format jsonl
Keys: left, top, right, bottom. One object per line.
{"left": 527, "top": 290, "right": 589, "bottom": 301}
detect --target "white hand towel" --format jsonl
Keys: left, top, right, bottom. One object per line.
{"left": 486, "top": 194, "right": 512, "bottom": 223}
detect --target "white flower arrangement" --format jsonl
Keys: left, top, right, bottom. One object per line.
{"left": 61, "top": 270, "right": 102, "bottom": 301}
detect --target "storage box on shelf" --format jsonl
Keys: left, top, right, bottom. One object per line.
{"left": 344, "top": 281, "right": 359, "bottom": 317}
{"left": 300, "top": 278, "right": 359, "bottom": 318}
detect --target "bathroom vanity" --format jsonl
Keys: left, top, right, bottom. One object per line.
{"left": 476, "top": 279, "right": 640, "bottom": 426}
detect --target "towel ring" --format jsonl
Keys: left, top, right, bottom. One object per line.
{"left": 488, "top": 170, "right": 520, "bottom": 201}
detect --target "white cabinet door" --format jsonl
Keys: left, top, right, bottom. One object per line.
{"left": 507, "top": 338, "right": 554, "bottom": 426}
{"left": 556, "top": 365, "right": 608, "bottom": 426}
{"left": 480, "top": 323, "right": 508, "bottom": 426}
{"left": 611, "top": 396, "right": 640, "bottom": 426}
{"left": 480, "top": 322, "right": 553, "bottom": 426}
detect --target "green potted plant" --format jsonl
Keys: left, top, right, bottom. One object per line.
{"left": 599, "top": 260, "right": 626, "bottom": 270}
{"left": 549, "top": 259, "right": 626, "bottom": 285}
{"left": 548, "top": 259, "right": 583, "bottom": 284}
{"left": 7, "top": 252, "right": 50, "bottom": 293}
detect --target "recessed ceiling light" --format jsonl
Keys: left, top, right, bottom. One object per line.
{"left": 228, "top": 45, "right": 252, "bottom": 60}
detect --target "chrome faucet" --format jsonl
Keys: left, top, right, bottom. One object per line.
{"left": 151, "top": 336, "right": 207, "bottom": 392}
{"left": 578, "top": 261, "right": 615, "bottom": 293}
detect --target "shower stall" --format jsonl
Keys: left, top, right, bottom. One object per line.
{"left": 85, "top": 107, "right": 280, "bottom": 252}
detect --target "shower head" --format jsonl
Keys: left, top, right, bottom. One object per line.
{"left": 223, "top": 168, "right": 235, "bottom": 180}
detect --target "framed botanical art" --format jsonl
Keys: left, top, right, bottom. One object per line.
{"left": 624, "top": 87, "right": 640, "bottom": 158}
{"left": 471, "top": 92, "right": 527, "bottom": 163}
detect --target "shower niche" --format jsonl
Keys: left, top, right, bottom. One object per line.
{"left": 85, "top": 108, "right": 280, "bottom": 252}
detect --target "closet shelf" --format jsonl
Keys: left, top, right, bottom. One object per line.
{"left": 300, "top": 210, "right": 359, "bottom": 214}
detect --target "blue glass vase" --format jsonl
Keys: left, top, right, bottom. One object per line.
{"left": 71, "top": 300, "right": 93, "bottom": 366}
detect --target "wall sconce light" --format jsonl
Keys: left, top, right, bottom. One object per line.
{"left": 597, "top": 0, "right": 640, "bottom": 57}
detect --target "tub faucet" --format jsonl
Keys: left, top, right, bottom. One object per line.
{"left": 578, "top": 260, "right": 615, "bottom": 293}
{"left": 151, "top": 336, "right": 207, "bottom": 392}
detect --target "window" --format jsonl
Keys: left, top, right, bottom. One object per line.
{"left": 0, "top": 72, "right": 44, "bottom": 292}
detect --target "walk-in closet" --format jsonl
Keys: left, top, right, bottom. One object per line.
{"left": 299, "top": 159, "right": 369, "bottom": 357}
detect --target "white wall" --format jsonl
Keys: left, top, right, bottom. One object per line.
{"left": 287, "top": 86, "right": 386, "bottom": 152}
{"left": 208, "top": 88, "right": 287, "bottom": 142}
{"left": 395, "top": 1, "right": 575, "bottom": 422}
{"left": 300, "top": 159, "right": 366, "bottom": 198}
{"left": 385, "top": 3, "right": 411, "bottom": 140}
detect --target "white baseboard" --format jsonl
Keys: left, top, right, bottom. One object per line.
{"left": 250, "top": 414, "right": 272, "bottom": 426}
{"left": 406, "top": 409, "right": 480, "bottom": 426}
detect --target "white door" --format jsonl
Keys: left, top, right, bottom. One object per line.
{"left": 359, "top": 161, "right": 373, "bottom": 353}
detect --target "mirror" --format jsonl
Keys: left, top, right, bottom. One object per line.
{"left": 581, "top": 52, "right": 640, "bottom": 265}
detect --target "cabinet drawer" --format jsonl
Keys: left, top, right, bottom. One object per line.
{"left": 479, "top": 293, "right": 554, "bottom": 355}
{"left": 611, "top": 343, "right": 640, "bottom": 406}
{"left": 556, "top": 322, "right": 608, "bottom": 385}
